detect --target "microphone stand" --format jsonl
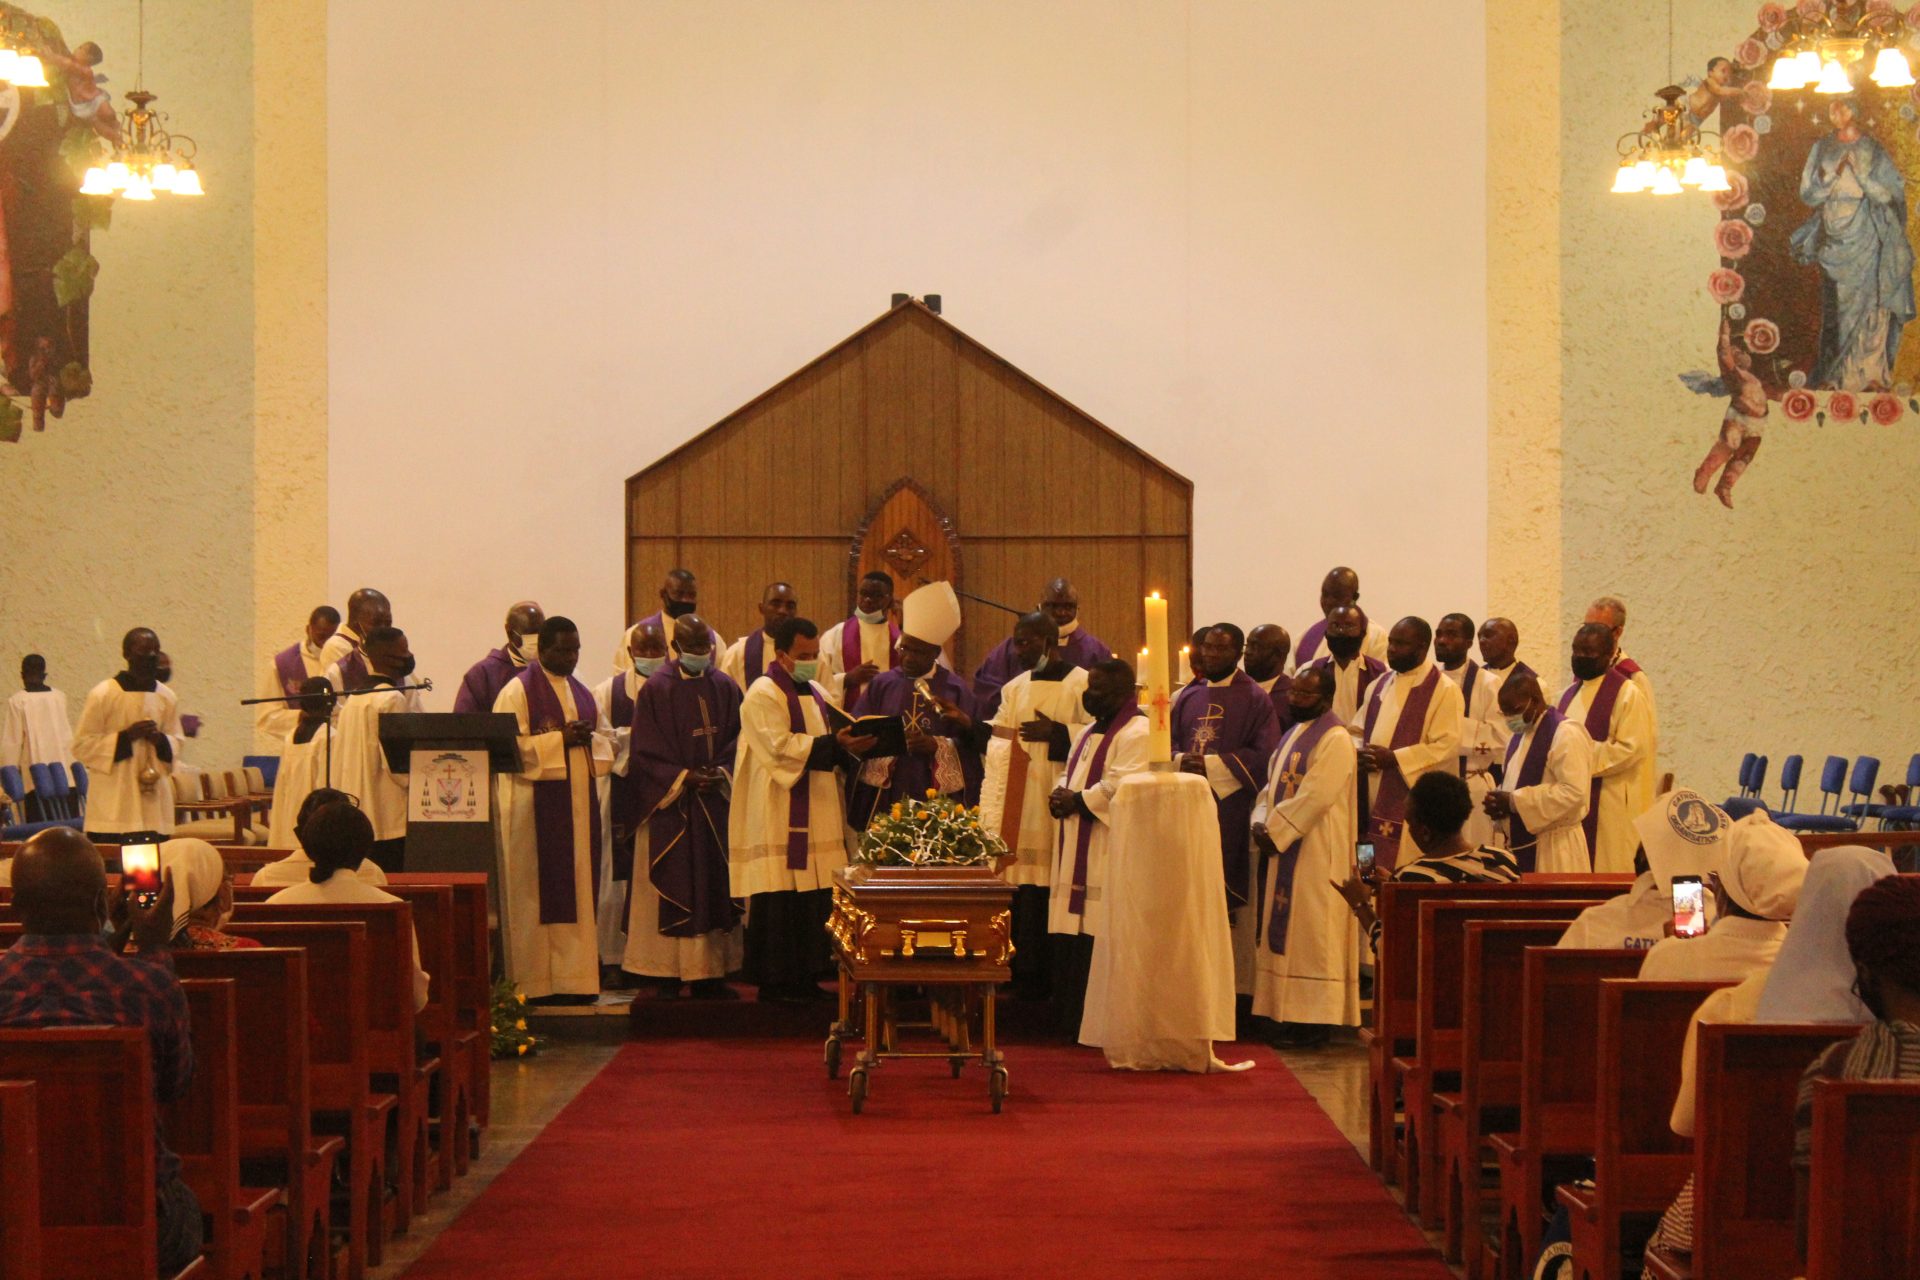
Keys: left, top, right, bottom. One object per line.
{"left": 239, "top": 680, "right": 435, "bottom": 792}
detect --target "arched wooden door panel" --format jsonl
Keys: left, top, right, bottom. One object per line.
{"left": 850, "top": 478, "right": 962, "bottom": 660}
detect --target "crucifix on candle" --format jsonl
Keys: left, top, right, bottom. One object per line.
{"left": 1141, "top": 592, "right": 1173, "bottom": 762}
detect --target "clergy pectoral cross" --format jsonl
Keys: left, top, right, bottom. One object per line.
{"left": 904, "top": 687, "right": 935, "bottom": 736}
{"left": 691, "top": 699, "right": 720, "bottom": 761}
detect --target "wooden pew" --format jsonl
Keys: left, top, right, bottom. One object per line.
{"left": 1488, "top": 948, "right": 1645, "bottom": 1280}
{"left": 387, "top": 873, "right": 492, "bottom": 1136}
{"left": 223, "top": 919, "right": 388, "bottom": 1280}
{"left": 0, "top": 1026, "right": 209, "bottom": 1279}
{"left": 170, "top": 979, "right": 282, "bottom": 1280}
{"left": 1806, "top": 1078, "right": 1920, "bottom": 1280}
{"left": 1398, "top": 895, "right": 1601, "bottom": 1219}
{"left": 1435, "top": 921, "right": 1580, "bottom": 1276}
{"left": 0, "top": 1079, "right": 42, "bottom": 1280}
{"left": 1366, "top": 875, "right": 1631, "bottom": 1180}
{"left": 171, "top": 948, "right": 341, "bottom": 1280}
{"left": 1555, "top": 979, "right": 1730, "bottom": 1280}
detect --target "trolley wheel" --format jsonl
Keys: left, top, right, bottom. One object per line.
{"left": 825, "top": 1037, "right": 843, "bottom": 1080}
{"left": 989, "top": 1067, "right": 1008, "bottom": 1114}
{"left": 949, "top": 1056, "right": 965, "bottom": 1079}
{"left": 849, "top": 1068, "right": 869, "bottom": 1114}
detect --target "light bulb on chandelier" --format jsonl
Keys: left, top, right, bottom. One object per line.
{"left": 70, "top": 0, "right": 207, "bottom": 206}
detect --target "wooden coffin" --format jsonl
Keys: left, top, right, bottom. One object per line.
{"left": 828, "top": 864, "right": 1015, "bottom": 983}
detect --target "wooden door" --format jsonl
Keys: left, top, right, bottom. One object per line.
{"left": 850, "top": 478, "right": 964, "bottom": 661}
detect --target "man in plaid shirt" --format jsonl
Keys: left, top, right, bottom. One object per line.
{"left": 0, "top": 827, "right": 201, "bottom": 1273}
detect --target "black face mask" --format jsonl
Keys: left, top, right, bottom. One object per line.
{"left": 662, "top": 600, "right": 696, "bottom": 620}
{"left": 1325, "top": 635, "right": 1363, "bottom": 662}
{"left": 1570, "top": 655, "right": 1607, "bottom": 682}
{"left": 394, "top": 655, "right": 417, "bottom": 678}
{"left": 1082, "top": 693, "right": 1119, "bottom": 722}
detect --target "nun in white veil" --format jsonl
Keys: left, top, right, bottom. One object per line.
{"left": 1755, "top": 845, "right": 1897, "bottom": 1024}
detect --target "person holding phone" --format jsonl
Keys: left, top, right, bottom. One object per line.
{"left": 1638, "top": 812, "right": 1807, "bottom": 983}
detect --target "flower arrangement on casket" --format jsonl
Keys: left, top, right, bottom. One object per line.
{"left": 856, "top": 789, "right": 1008, "bottom": 868}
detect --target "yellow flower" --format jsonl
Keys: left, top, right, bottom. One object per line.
{"left": 515, "top": 1019, "right": 527, "bottom": 1031}
{"left": 891, "top": 804, "right": 903, "bottom": 818}
{"left": 517, "top": 1043, "right": 529, "bottom": 1056}
{"left": 516, "top": 992, "right": 526, "bottom": 1004}
{"left": 926, "top": 788, "right": 938, "bottom": 799}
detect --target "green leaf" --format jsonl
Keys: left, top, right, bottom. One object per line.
{"left": 72, "top": 194, "right": 110, "bottom": 233}
{"left": 0, "top": 397, "right": 21, "bottom": 444}
{"left": 52, "top": 245, "right": 97, "bottom": 308}
{"left": 57, "top": 362, "right": 90, "bottom": 397}
{"left": 58, "top": 124, "right": 101, "bottom": 181}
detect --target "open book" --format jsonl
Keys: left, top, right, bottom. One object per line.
{"left": 821, "top": 703, "right": 908, "bottom": 758}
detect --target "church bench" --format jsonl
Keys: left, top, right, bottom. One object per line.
{"left": 1367, "top": 876, "right": 1631, "bottom": 1181}
{"left": 1554, "top": 980, "right": 1731, "bottom": 1280}
{"left": 386, "top": 873, "right": 492, "bottom": 1134}
{"left": 0, "top": 1026, "right": 206, "bottom": 1280}
{"left": 233, "top": 902, "right": 440, "bottom": 1238}
{"left": 1401, "top": 898, "right": 1594, "bottom": 1227}
{"left": 0, "top": 1079, "right": 43, "bottom": 1280}
{"left": 170, "top": 978, "right": 283, "bottom": 1280}
{"left": 1436, "top": 923, "right": 1578, "bottom": 1277}
{"left": 1805, "top": 1078, "right": 1920, "bottom": 1280}
{"left": 373, "top": 883, "right": 463, "bottom": 1189}
{"left": 171, "top": 948, "right": 340, "bottom": 1280}
{"left": 1486, "top": 948, "right": 1645, "bottom": 1280}
{"left": 223, "top": 919, "right": 389, "bottom": 1280}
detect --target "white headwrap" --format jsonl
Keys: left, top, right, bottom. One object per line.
{"left": 1720, "top": 811, "right": 1809, "bottom": 920}
{"left": 1754, "top": 845, "right": 1895, "bottom": 1024}
{"left": 159, "top": 837, "right": 228, "bottom": 933}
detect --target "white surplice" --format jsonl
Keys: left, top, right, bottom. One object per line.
{"left": 254, "top": 640, "right": 327, "bottom": 747}
{"left": 1504, "top": 715, "right": 1594, "bottom": 874}
{"left": 493, "top": 672, "right": 614, "bottom": 998}
{"left": 728, "top": 675, "right": 850, "bottom": 897}
{"left": 1351, "top": 660, "right": 1464, "bottom": 868}
{"left": 591, "top": 672, "right": 634, "bottom": 967}
{"left": 1046, "top": 717, "right": 1152, "bottom": 937}
{"left": 1446, "top": 659, "right": 1519, "bottom": 849}
{"left": 1324, "top": 656, "right": 1380, "bottom": 724}
{"left": 267, "top": 723, "right": 335, "bottom": 850}
{"left": 2, "top": 688, "right": 73, "bottom": 788}
{"left": 976, "top": 666, "right": 1091, "bottom": 887}
{"left": 73, "top": 680, "right": 182, "bottom": 835}
{"left": 1561, "top": 675, "right": 1654, "bottom": 873}
{"left": 332, "top": 680, "right": 413, "bottom": 841}
{"left": 1251, "top": 720, "right": 1361, "bottom": 1028}
{"left": 1618, "top": 653, "right": 1660, "bottom": 804}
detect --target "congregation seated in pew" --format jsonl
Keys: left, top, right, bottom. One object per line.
{"left": 249, "top": 786, "right": 391, "bottom": 888}
{"left": 157, "top": 837, "right": 260, "bottom": 951}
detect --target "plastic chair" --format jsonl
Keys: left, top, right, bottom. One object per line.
{"left": 1877, "top": 754, "right": 1920, "bottom": 829}
{"left": 1724, "top": 752, "right": 1770, "bottom": 819}
{"left": 1772, "top": 754, "right": 1857, "bottom": 833}
{"left": 70, "top": 761, "right": 87, "bottom": 815}
{"left": 1839, "top": 756, "right": 1885, "bottom": 824}
{"left": 1, "top": 764, "right": 74, "bottom": 840}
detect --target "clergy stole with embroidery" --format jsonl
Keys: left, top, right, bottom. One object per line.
{"left": 1171, "top": 674, "right": 1282, "bottom": 909}
{"left": 632, "top": 666, "right": 742, "bottom": 937}
{"left": 1265, "top": 712, "right": 1342, "bottom": 950}
{"left": 519, "top": 664, "right": 604, "bottom": 924}
{"left": 769, "top": 664, "right": 829, "bottom": 869}
{"left": 1360, "top": 667, "right": 1442, "bottom": 847}
{"left": 1501, "top": 708, "right": 1565, "bottom": 873}
{"left": 1061, "top": 706, "right": 1145, "bottom": 914}
{"left": 1555, "top": 671, "right": 1626, "bottom": 856}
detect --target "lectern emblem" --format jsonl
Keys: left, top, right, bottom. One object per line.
{"left": 411, "top": 749, "right": 486, "bottom": 823}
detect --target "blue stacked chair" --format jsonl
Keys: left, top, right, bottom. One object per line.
{"left": 1838, "top": 756, "right": 1888, "bottom": 826}
{"left": 25, "top": 765, "right": 84, "bottom": 831}
{"left": 1723, "top": 752, "right": 1770, "bottom": 819}
{"left": 69, "top": 761, "right": 88, "bottom": 817}
{"left": 1771, "top": 754, "right": 1858, "bottom": 833}
{"left": 1724, "top": 753, "right": 1757, "bottom": 807}
{"left": 1878, "top": 754, "right": 1920, "bottom": 829}
{"left": 1, "top": 765, "right": 73, "bottom": 841}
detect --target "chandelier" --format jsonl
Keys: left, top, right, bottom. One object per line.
{"left": 1766, "top": 2, "right": 1913, "bottom": 92}
{"left": 0, "top": 15, "right": 48, "bottom": 88}
{"left": 1612, "top": 85, "right": 1732, "bottom": 194}
{"left": 78, "top": 0, "right": 202, "bottom": 201}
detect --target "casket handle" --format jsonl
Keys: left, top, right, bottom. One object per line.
{"left": 893, "top": 920, "right": 972, "bottom": 958}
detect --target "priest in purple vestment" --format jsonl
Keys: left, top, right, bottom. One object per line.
{"left": 1173, "top": 624, "right": 1282, "bottom": 917}
{"left": 972, "top": 577, "right": 1111, "bottom": 711}
{"left": 634, "top": 568, "right": 723, "bottom": 653}
{"left": 453, "top": 600, "right": 545, "bottom": 714}
{"left": 847, "top": 583, "right": 982, "bottom": 828}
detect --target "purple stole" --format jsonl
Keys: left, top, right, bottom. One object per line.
{"left": 1060, "top": 706, "right": 1144, "bottom": 915}
{"left": 635, "top": 667, "right": 742, "bottom": 937}
{"left": 1501, "top": 708, "right": 1566, "bottom": 873}
{"left": 1264, "top": 711, "right": 1342, "bottom": 951}
{"left": 1555, "top": 670, "right": 1627, "bottom": 857}
{"left": 1612, "top": 657, "right": 1643, "bottom": 680}
{"left": 1306, "top": 654, "right": 1386, "bottom": 705}
{"left": 518, "top": 664, "right": 604, "bottom": 925}
{"left": 1296, "top": 618, "right": 1328, "bottom": 665}
{"left": 1171, "top": 673, "right": 1283, "bottom": 908}
{"left": 336, "top": 648, "right": 370, "bottom": 691}
{"left": 742, "top": 631, "right": 773, "bottom": 684}
{"left": 840, "top": 616, "right": 901, "bottom": 674}
{"left": 768, "top": 664, "right": 830, "bottom": 871}
{"left": 605, "top": 675, "right": 638, "bottom": 880}
{"left": 274, "top": 644, "right": 307, "bottom": 698}
{"left": 1451, "top": 660, "right": 1479, "bottom": 774}
{"left": 1361, "top": 667, "right": 1442, "bottom": 847}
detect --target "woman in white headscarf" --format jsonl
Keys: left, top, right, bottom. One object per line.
{"left": 159, "top": 837, "right": 259, "bottom": 950}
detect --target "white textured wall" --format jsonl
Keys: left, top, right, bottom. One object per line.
{"left": 327, "top": 0, "right": 1489, "bottom": 699}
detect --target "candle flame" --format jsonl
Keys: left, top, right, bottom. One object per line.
{"left": 1149, "top": 591, "right": 1162, "bottom": 600}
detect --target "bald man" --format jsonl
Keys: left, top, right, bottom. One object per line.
{"left": 73, "top": 626, "right": 184, "bottom": 839}
{"left": 634, "top": 569, "right": 724, "bottom": 654}
{"left": 1483, "top": 670, "right": 1592, "bottom": 872}
{"left": 1292, "top": 567, "right": 1389, "bottom": 668}
{"left": 454, "top": 601, "right": 547, "bottom": 714}
{"left": 721, "top": 582, "right": 799, "bottom": 688}
{"left": 1585, "top": 595, "right": 1659, "bottom": 805}
{"left": 1353, "top": 617, "right": 1463, "bottom": 869}
{"left": 1556, "top": 622, "right": 1655, "bottom": 873}
{"left": 972, "top": 577, "right": 1111, "bottom": 709}
{"left": 1299, "top": 604, "right": 1386, "bottom": 723}
{"left": 1242, "top": 624, "right": 1293, "bottom": 717}
{"left": 321, "top": 587, "right": 391, "bottom": 692}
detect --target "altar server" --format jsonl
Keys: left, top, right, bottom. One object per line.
{"left": 1482, "top": 670, "right": 1592, "bottom": 872}
{"left": 1047, "top": 659, "right": 1152, "bottom": 1033}
{"left": 1250, "top": 663, "right": 1361, "bottom": 1045}
{"left": 623, "top": 615, "right": 744, "bottom": 997}
{"left": 1556, "top": 622, "right": 1655, "bottom": 873}
{"left": 254, "top": 607, "right": 337, "bottom": 745}
{"left": 320, "top": 587, "right": 389, "bottom": 692}
{"left": 452, "top": 600, "right": 545, "bottom": 714}
{"left": 1292, "top": 566, "right": 1389, "bottom": 667}
{"left": 730, "top": 616, "right": 873, "bottom": 1001}
{"left": 332, "top": 626, "right": 418, "bottom": 871}
{"left": 818, "top": 571, "right": 899, "bottom": 707}
{"left": 847, "top": 582, "right": 977, "bottom": 828}
{"left": 1354, "top": 617, "right": 1464, "bottom": 869}
{"left": 721, "top": 582, "right": 798, "bottom": 689}
{"left": 494, "top": 617, "right": 614, "bottom": 1002}
{"left": 592, "top": 622, "right": 662, "bottom": 973}
{"left": 266, "top": 678, "right": 338, "bottom": 850}
{"left": 1303, "top": 605, "right": 1387, "bottom": 722}
{"left": 73, "top": 628, "right": 183, "bottom": 840}
{"left": 2, "top": 655, "right": 74, "bottom": 811}
{"left": 972, "top": 577, "right": 1110, "bottom": 710}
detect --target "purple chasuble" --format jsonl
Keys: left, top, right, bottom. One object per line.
{"left": 1360, "top": 667, "right": 1443, "bottom": 847}
{"left": 273, "top": 644, "right": 307, "bottom": 699}
{"left": 1295, "top": 618, "right": 1330, "bottom": 666}
{"left": 846, "top": 667, "right": 978, "bottom": 828}
{"left": 1264, "top": 711, "right": 1343, "bottom": 951}
{"left": 517, "top": 664, "right": 604, "bottom": 925}
{"left": 1612, "top": 657, "right": 1643, "bottom": 680}
{"left": 454, "top": 647, "right": 522, "bottom": 714}
{"left": 604, "top": 675, "right": 639, "bottom": 879}
{"left": 1260, "top": 673, "right": 1294, "bottom": 725}
{"left": 1060, "top": 705, "right": 1145, "bottom": 914}
{"left": 1171, "top": 671, "right": 1283, "bottom": 908}
{"left": 767, "top": 664, "right": 831, "bottom": 870}
{"left": 632, "top": 664, "right": 743, "bottom": 937}
{"left": 973, "top": 627, "right": 1110, "bottom": 709}
{"left": 1554, "top": 670, "right": 1627, "bottom": 857}
{"left": 1501, "top": 708, "right": 1568, "bottom": 873}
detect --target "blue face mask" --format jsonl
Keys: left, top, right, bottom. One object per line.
{"left": 634, "top": 657, "right": 665, "bottom": 677}
{"left": 791, "top": 659, "right": 821, "bottom": 684}
{"left": 1504, "top": 713, "right": 1531, "bottom": 735}
{"left": 677, "top": 652, "right": 711, "bottom": 674}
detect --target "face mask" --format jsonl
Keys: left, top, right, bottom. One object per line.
{"left": 1326, "top": 635, "right": 1363, "bottom": 661}
{"left": 1505, "top": 713, "right": 1531, "bottom": 735}
{"left": 394, "top": 655, "right": 417, "bottom": 678}
{"left": 516, "top": 633, "right": 541, "bottom": 658}
{"left": 1570, "top": 656, "right": 1607, "bottom": 682}
{"left": 791, "top": 660, "right": 820, "bottom": 684}
{"left": 855, "top": 607, "right": 888, "bottom": 625}
{"left": 634, "top": 657, "right": 665, "bottom": 677}
{"left": 1082, "top": 692, "right": 1117, "bottom": 721}
{"left": 677, "top": 652, "right": 711, "bottom": 674}
{"left": 663, "top": 600, "right": 696, "bottom": 620}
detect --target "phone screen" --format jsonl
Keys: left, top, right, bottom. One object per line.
{"left": 1671, "top": 875, "right": 1707, "bottom": 939}
{"left": 121, "top": 843, "right": 162, "bottom": 909}
{"left": 1356, "top": 842, "right": 1376, "bottom": 876}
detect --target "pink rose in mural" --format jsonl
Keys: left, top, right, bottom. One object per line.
{"left": 1781, "top": 388, "right": 1818, "bottom": 421}
{"left": 1736, "top": 38, "right": 1769, "bottom": 68}
{"left": 1797, "top": 0, "right": 1826, "bottom": 18}
{"left": 1709, "top": 268, "right": 1747, "bottom": 304}
{"left": 1712, "top": 169, "right": 1751, "bottom": 210}
{"left": 1716, "top": 218, "right": 1756, "bottom": 259}
{"left": 1871, "top": 394, "right": 1904, "bottom": 424}
{"left": 1741, "top": 80, "right": 1773, "bottom": 115}
{"left": 1908, "top": 1, "right": 1920, "bottom": 26}
{"left": 1723, "top": 124, "right": 1760, "bottom": 162}
{"left": 1757, "top": 2, "right": 1787, "bottom": 29}
{"left": 1829, "top": 390, "right": 1859, "bottom": 421}
{"left": 1744, "top": 317, "right": 1781, "bottom": 352}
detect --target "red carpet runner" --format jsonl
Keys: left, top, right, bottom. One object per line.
{"left": 401, "top": 1035, "right": 1452, "bottom": 1279}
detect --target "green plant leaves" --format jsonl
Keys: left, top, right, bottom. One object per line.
{"left": 57, "top": 362, "right": 90, "bottom": 397}
{"left": 52, "top": 244, "right": 97, "bottom": 307}
{"left": 73, "top": 194, "right": 110, "bottom": 233}
{"left": 0, "top": 397, "right": 22, "bottom": 443}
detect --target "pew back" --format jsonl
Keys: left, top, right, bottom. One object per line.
{"left": 219, "top": 920, "right": 369, "bottom": 1113}
{"left": 169, "top": 948, "right": 311, "bottom": 1161}
{"left": 1594, "top": 980, "right": 1731, "bottom": 1207}
{"left": 1521, "top": 949, "right": 1648, "bottom": 1156}
{"left": 231, "top": 902, "right": 416, "bottom": 1075}
{"left": 1462, "top": 922, "right": 1584, "bottom": 1110}
{"left": 0, "top": 1079, "right": 41, "bottom": 1280}
{"left": 1417, "top": 900, "right": 1594, "bottom": 1068}
{"left": 1806, "top": 1078, "right": 1920, "bottom": 1280}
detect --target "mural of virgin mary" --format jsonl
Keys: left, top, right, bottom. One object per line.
{"left": 1788, "top": 95, "right": 1915, "bottom": 391}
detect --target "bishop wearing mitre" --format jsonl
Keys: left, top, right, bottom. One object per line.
{"left": 846, "top": 581, "right": 977, "bottom": 828}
